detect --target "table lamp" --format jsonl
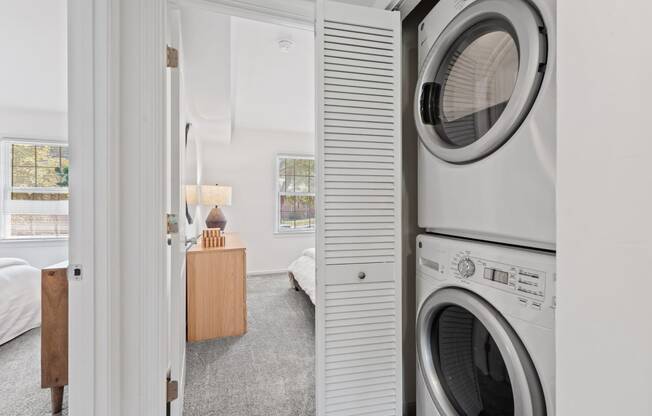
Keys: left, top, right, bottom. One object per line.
{"left": 184, "top": 185, "right": 199, "bottom": 224}
{"left": 200, "top": 185, "right": 232, "bottom": 230}
{"left": 185, "top": 185, "right": 199, "bottom": 205}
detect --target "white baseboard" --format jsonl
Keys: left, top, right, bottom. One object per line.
{"left": 247, "top": 269, "right": 288, "bottom": 277}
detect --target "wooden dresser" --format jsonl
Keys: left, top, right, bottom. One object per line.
{"left": 41, "top": 262, "right": 68, "bottom": 414}
{"left": 186, "top": 233, "right": 247, "bottom": 341}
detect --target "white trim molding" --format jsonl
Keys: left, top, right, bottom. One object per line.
{"left": 0, "top": 237, "right": 67, "bottom": 245}
{"left": 68, "top": 0, "right": 121, "bottom": 414}
{"left": 247, "top": 269, "right": 288, "bottom": 277}
{"left": 119, "top": 0, "right": 168, "bottom": 414}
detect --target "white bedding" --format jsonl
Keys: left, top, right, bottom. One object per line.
{"left": 0, "top": 258, "right": 41, "bottom": 345}
{"left": 302, "top": 248, "right": 315, "bottom": 260}
{"left": 288, "top": 249, "right": 316, "bottom": 304}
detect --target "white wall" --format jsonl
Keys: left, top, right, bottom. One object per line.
{"left": 0, "top": 0, "right": 67, "bottom": 112}
{"left": 557, "top": 1, "right": 652, "bottom": 415}
{"left": 200, "top": 128, "right": 314, "bottom": 273}
{"left": 180, "top": 8, "right": 232, "bottom": 144}
{"left": 187, "top": 15, "right": 315, "bottom": 273}
{"left": 0, "top": 107, "right": 67, "bottom": 141}
{"left": 0, "top": 0, "right": 68, "bottom": 267}
{"left": 0, "top": 239, "right": 67, "bottom": 269}
{"left": 231, "top": 17, "right": 314, "bottom": 133}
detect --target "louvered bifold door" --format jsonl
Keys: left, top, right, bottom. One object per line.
{"left": 315, "top": 2, "right": 402, "bottom": 416}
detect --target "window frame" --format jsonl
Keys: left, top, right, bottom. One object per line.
{"left": 274, "top": 154, "right": 316, "bottom": 235}
{"left": 0, "top": 138, "right": 69, "bottom": 241}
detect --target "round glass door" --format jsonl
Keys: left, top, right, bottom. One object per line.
{"left": 417, "top": 288, "right": 546, "bottom": 416}
{"left": 429, "top": 20, "right": 518, "bottom": 149}
{"left": 414, "top": 0, "right": 548, "bottom": 163}
{"left": 434, "top": 305, "right": 514, "bottom": 415}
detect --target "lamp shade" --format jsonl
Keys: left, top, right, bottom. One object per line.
{"left": 200, "top": 185, "right": 232, "bottom": 207}
{"left": 185, "top": 185, "right": 199, "bottom": 205}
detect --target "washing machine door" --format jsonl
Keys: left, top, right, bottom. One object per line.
{"left": 416, "top": 288, "right": 546, "bottom": 416}
{"left": 415, "top": 0, "right": 548, "bottom": 163}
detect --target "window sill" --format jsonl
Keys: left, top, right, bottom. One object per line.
{"left": 0, "top": 237, "right": 68, "bottom": 245}
{"left": 274, "top": 230, "right": 315, "bottom": 237}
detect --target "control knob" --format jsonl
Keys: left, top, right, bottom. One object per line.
{"left": 457, "top": 258, "right": 476, "bottom": 278}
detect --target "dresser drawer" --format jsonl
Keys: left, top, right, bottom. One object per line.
{"left": 186, "top": 235, "right": 247, "bottom": 341}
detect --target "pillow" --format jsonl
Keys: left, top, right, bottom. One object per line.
{"left": 302, "top": 248, "right": 315, "bottom": 260}
{"left": 0, "top": 258, "right": 29, "bottom": 269}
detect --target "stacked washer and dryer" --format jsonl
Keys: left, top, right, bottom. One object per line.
{"left": 413, "top": 0, "right": 556, "bottom": 415}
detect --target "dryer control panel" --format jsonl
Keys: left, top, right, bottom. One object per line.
{"left": 451, "top": 251, "right": 547, "bottom": 303}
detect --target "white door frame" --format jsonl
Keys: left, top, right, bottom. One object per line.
{"left": 68, "top": 0, "right": 120, "bottom": 414}
{"left": 167, "top": 7, "right": 187, "bottom": 415}
{"left": 117, "top": 0, "right": 168, "bottom": 414}
{"left": 69, "top": 0, "right": 168, "bottom": 415}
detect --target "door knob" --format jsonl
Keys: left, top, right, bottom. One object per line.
{"left": 358, "top": 272, "right": 366, "bottom": 280}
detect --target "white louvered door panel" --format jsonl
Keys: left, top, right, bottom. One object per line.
{"left": 316, "top": 2, "right": 402, "bottom": 415}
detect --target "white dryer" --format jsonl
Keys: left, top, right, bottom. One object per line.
{"left": 415, "top": 0, "right": 556, "bottom": 250}
{"left": 416, "top": 234, "right": 555, "bottom": 416}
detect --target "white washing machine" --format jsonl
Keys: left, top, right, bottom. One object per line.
{"left": 414, "top": 0, "right": 556, "bottom": 250}
{"left": 416, "top": 234, "right": 555, "bottom": 416}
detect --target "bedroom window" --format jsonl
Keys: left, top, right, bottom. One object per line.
{"left": 276, "top": 155, "right": 315, "bottom": 233}
{"left": 1, "top": 140, "right": 69, "bottom": 239}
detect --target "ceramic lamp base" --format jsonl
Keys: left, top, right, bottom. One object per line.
{"left": 205, "top": 206, "right": 227, "bottom": 230}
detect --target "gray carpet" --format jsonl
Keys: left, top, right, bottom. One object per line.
{"left": 184, "top": 274, "right": 315, "bottom": 416}
{"left": 0, "top": 328, "right": 68, "bottom": 415}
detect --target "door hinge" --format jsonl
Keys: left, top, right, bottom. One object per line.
{"left": 166, "top": 379, "right": 179, "bottom": 403}
{"left": 166, "top": 213, "right": 179, "bottom": 234}
{"left": 166, "top": 375, "right": 179, "bottom": 416}
{"left": 166, "top": 46, "right": 179, "bottom": 68}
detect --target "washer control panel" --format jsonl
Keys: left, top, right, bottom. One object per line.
{"left": 457, "top": 257, "right": 476, "bottom": 278}
{"left": 451, "top": 250, "right": 546, "bottom": 302}
{"left": 417, "top": 234, "right": 555, "bottom": 324}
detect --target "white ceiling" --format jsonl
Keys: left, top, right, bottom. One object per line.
{"left": 231, "top": 17, "right": 314, "bottom": 133}
{"left": 180, "top": 11, "right": 315, "bottom": 140}
{"left": 0, "top": 0, "right": 67, "bottom": 112}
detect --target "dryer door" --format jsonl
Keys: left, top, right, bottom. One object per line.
{"left": 414, "top": 0, "right": 548, "bottom": 164}
{"left": 416, "top": 288, "right": 546, "bottom": 416}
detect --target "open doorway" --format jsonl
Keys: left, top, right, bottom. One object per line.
{"left": 172, "top": 4, "right": 317, "bottom": 415}
{"left": 0, "top": 0, "right": 70, "bottom": 414}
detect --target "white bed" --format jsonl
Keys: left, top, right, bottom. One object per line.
{"left": 288, "top": 248, "right": 316, "bottom": 304}
{"left": 0, "top": 258, "right": 41, "bottom": 345}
